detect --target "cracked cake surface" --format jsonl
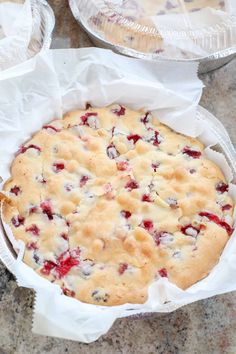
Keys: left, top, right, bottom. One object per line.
{"left": 1, "top": 104, "right": 234, "bottom": 306}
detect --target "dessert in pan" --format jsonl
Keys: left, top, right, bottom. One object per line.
{"left": 89, "top": 0, "right": 225, "bottom": 53}
{"left": 1, "top": 105, "right": 234, "bottom": 306}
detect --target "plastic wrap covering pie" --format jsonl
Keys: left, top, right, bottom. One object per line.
{"left": 1, "top": 104, "right": 234, "bottom": 306}
{"left": 89, "top": 0, "right": 225, "bottom": 53}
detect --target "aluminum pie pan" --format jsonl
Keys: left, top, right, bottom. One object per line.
{"left": 0, "top": 213, "right": 17, "bottom": 274}
{"left": 69, "top": 0, "right": 236, "bottom": 74}
{"left": 0, "top": 0, "right": 54, "bottom": 258}
{"left": 0, "top": 0, "right": 55, "bottom": 70}
{"left": 27, "top": 0, "right": 55, "bottom": 56}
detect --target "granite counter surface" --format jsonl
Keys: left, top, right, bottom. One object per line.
{"left": 0, "top": 1, "right": 236, "bottom": 353}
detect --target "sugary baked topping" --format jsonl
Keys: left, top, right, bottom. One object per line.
{"left": 2, "top": 104, "right": 234, "bottom": 306}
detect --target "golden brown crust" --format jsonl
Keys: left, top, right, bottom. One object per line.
{"left": 2, "top": 104, "right": 234, "bottom": 306}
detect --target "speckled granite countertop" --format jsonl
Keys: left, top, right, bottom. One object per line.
{"left": 0, "top": 1, "right": 236, "bottom": 353}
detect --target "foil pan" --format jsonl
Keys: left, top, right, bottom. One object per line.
{"left": 28, "top": 0, "right": 55, "bottom": 54}
{"left": 0, "top": 0, "right": 54, "bottom": 266}
{"left": 0, "top": 0, "right": 55, "bottom": 70}
{"left": 69, "top": 0, "right": 236, "bottom": 74}
{"left": 0, "top": 214, "right": 17, "bottom": 274}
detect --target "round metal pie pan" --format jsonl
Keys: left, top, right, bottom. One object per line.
{"left": 0, "top": 0, "right": 55, "bottom": 70}
{"left": 27, "top": 0, "right": 55, "bottom": 56}
{"left": 69, "top": 0, "right": 236, "bottom": 74}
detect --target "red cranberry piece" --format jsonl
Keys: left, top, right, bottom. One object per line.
{"left": 61, "top": 233, "right": 68, "bottom": 241}
{"left": 147, "top": 130, "right": 161, "bottom": 146}
{"left": 41, "top": 260, "right": 57, "bottom": 276}
{"left": 127, "top": 134, "right": 142, "bottom": 144}
{"left": 30, "top": 145, "right": 41, "bottom": 152}
{"left": 26, "top": 242, "right": 38, "bottom": 250}
{"left": 141, "top": 112, "right": 151, "bottom": 125}
{"left": 117, "top": 161, "right": 129, "bottom": 171}
{"left": 41, "top": 249, "right": 81, "bottom": 278}
{"left": 218, "top": 221, "right": 233, "bottom": 236}
{"left": 216, "top": 181, "right": 229, "bottom": 194}
{"left": 43, "top": 125, "right": 61, "bottom": 133}
{"left": 26, "top": 224, "right": 40, "bottom": 236}
{"left": 111, "top": 105, "right": 126, "bottom": 116}
{"left": 182, "top": 146, "right": 201, "bottom": 159}
{"left": 142, "top": 194, "right": 153, "bottom": 202}
{"left": 80, "top": 112, "right": 98, "bottom": 126}
{"left": 80, "top": 175, "right": 89, "bottom": 187}
{"left": 222, "top": 204, "right": 232, "bottom": 211}
{"left": 118, "top": 263, "right": 128, "bottom": 275}
{"left": 111, "top": 126, "right": 115, "bottom": 137}
{"left": 56, "top": 250, "right": 80, "bottom": 278}
{"left": 125, "top": 179, "right": 139, "bottom": 191}
{"left": 121, "top": 210, "right": 132, "bottom": 219}
{"left": 40, "top": 201, "right": 53, "bottom": 220}
{"left": 199, "top": 212, "right": 233, "bottom": 236}
{"left": 158, "top": 268, "right": 168, "bottom": 278}
{"left": 151, "top": 162, "right": 160, "bottom": 172}
{"left": 181, "top": 224, "right": 200, "bottom": 237}
{"left": 140, "top": 219, "right": 154, "bottom": 232}
{"left": 56, "top": 257, "right": 79, "bottom": 278}
{"left": 10, "top": 185, "right": 21, "bottom": 196}
{"left": 62, "top": 287, "right": 75, "bottom": 297}
{"left": 53, "top": 163, "right": 65, "bottom": 173}
{"left": 106, "top": 143, "right": 120, "bottom": 159}
{"left": 11, "top": 215, "right": 25, "bottom": 227}
{"left": 29, "top": 206, "right": 37, "bottom": 214}
{"left": 152, "top": 131, "right": 161, "bottom": 146}
{"left": 154, "top": 232, "right": 161, "bottom": 246}
{"left": 17, "top": 144, "right": 41, "bottom": 156}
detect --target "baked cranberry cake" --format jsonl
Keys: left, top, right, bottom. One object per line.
{"left": 1, "top": 104, "right": 234, "bottom": 306}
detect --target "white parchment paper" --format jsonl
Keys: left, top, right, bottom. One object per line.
{"left": 0, "top": 48, "right": 235, "bottom": 343}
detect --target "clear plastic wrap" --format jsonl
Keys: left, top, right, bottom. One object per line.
{"left": 69, "top": 0, "right": 236, "bottom": 72}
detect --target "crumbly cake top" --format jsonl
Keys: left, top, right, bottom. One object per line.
{"left": 2, "top": 104, "right": 234, "bottom": 306}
